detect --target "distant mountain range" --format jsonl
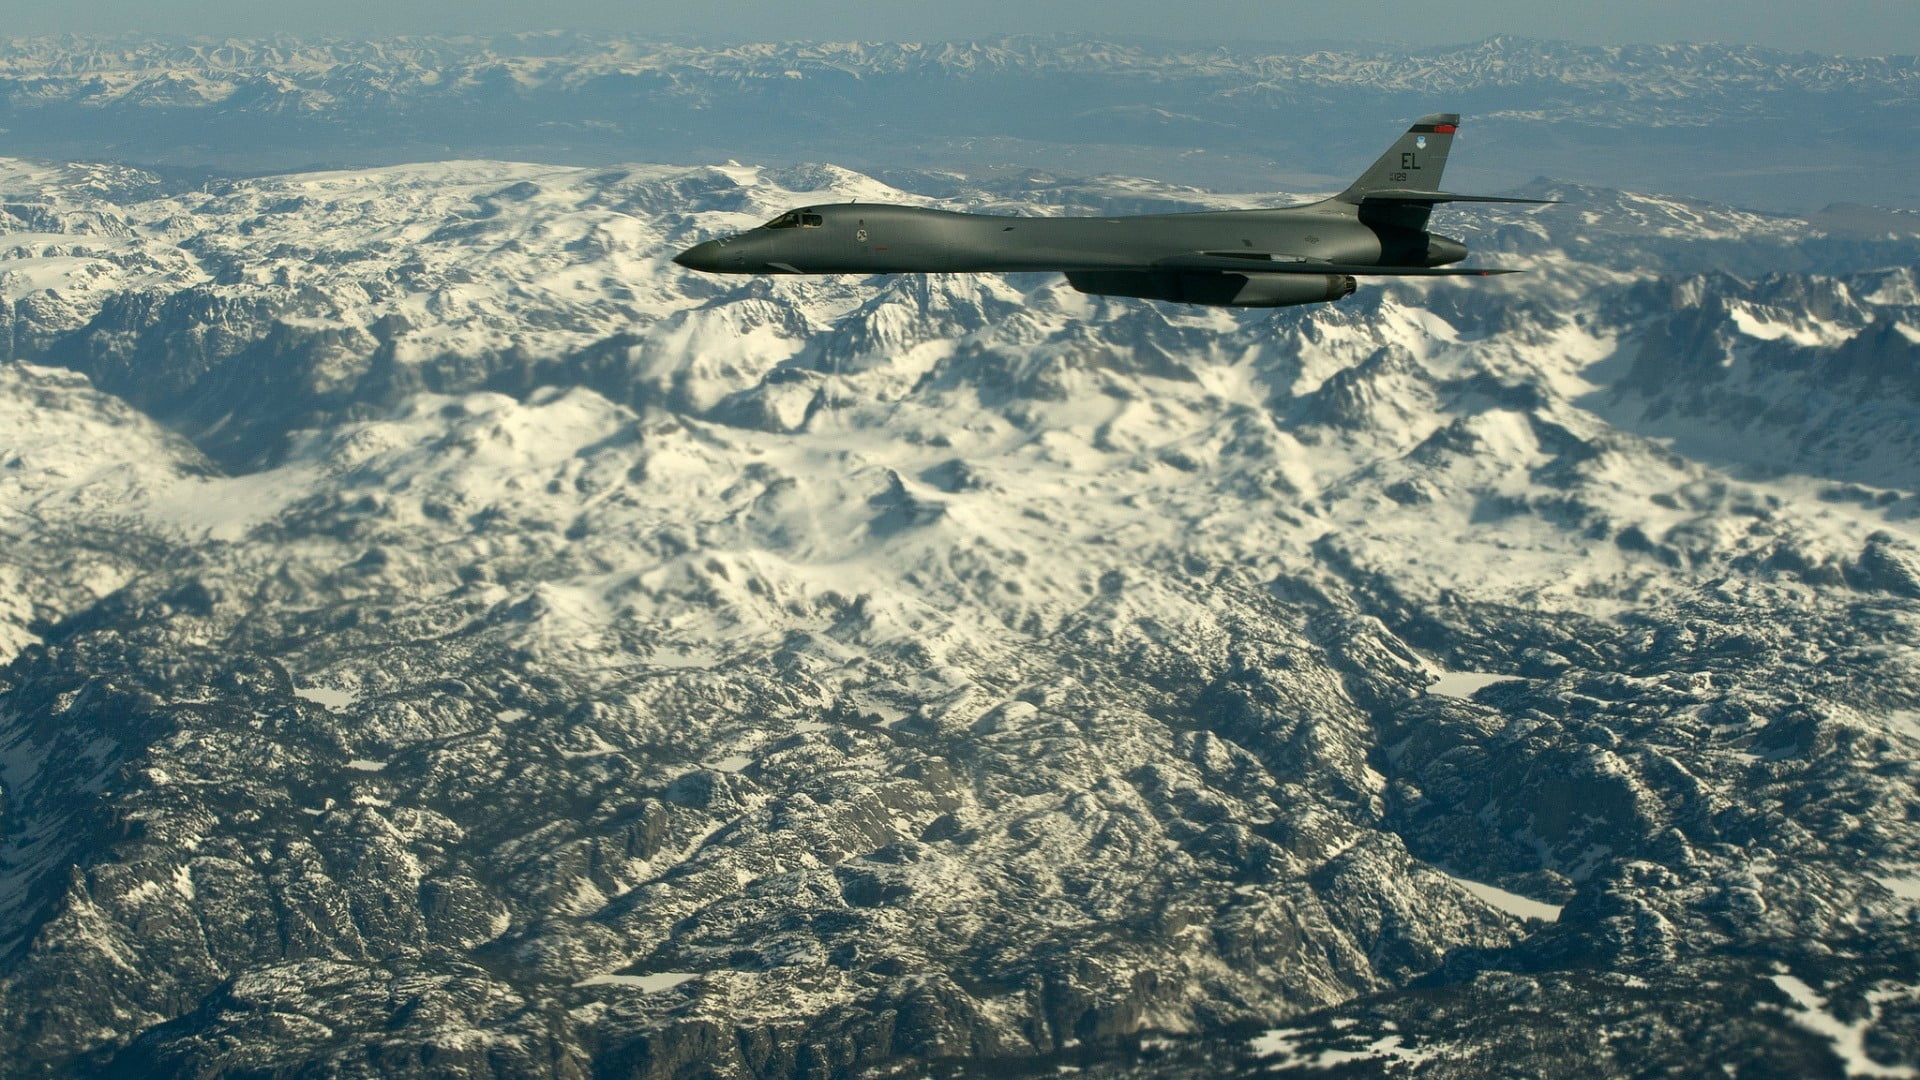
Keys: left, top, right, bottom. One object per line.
{"left": 1, "top": 33, "right": 1917, "bottom": 210}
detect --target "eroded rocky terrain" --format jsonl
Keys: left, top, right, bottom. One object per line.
{"left": 1, "top": 154, "right": 1918, "bottom": 1076}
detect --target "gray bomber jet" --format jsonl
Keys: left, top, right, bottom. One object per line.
{"left": 674, "top": 114, "right": 1546, "bottom": 308}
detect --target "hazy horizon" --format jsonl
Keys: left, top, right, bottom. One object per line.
{"left": 6, "top": 1, "right": 1920, "bottom": 58}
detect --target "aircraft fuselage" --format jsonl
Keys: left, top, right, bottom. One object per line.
{"left": 673, "top": 114, "right": 1539, "bottom": 308}
{"left": 674, "top": 201, "right": 1465, "bottom": 276}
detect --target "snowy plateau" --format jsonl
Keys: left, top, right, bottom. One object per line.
{"left": 1, "top": 132, "right": 1920, "bottom": 1077}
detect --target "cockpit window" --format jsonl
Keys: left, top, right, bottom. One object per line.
{"left": 763, "top": 210, "right": 825, "bottom": 229}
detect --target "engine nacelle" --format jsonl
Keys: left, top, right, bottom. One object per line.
{"left": 1373, "top": 229, "right": 1469, "bottom": 267}
{"left": 1065, "top": 271, "right": 1357, "bottom": 308}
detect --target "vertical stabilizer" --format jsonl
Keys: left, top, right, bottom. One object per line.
{"left": 1334, "top": 113, "right": 1458, "bottom": 231}
{"left": 1338, "top": 113, "right": 1458, "bottom": 202}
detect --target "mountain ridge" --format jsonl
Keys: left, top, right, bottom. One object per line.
{"left": 1, "top": 34, "right": 1916, "bottom": 209}
{"left": 2, "top": 151, "right": 1919, "bottom": 1074}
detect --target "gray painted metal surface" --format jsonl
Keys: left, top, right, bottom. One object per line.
{"left": 675, "top": 114, "right": 1546, "bottom": 308}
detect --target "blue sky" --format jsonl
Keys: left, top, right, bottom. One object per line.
{"left": 10, "top": 0, "right": 1920, "bottom": 57}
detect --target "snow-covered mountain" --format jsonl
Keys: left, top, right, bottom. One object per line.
{"left": 2, "top": 153, "right": 1920, "bottom": 1077}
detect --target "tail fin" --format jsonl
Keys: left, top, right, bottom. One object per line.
{"left": 1335, "top": 113, "right": 1458, "bottom": 230}
{"left": 1338, "top": 113, "right": 1458, "bottom": 203}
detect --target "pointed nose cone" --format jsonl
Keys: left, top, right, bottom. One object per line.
{"left": 674, "top": 240, "right": 726, "bottom": 272}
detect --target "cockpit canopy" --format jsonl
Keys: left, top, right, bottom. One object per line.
{"left": 763, "top": 210, "right": 824, "bottom": 230}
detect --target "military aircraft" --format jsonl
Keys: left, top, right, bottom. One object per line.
{"left": 673, "top": 113, "right": 1545, "bottom": 308}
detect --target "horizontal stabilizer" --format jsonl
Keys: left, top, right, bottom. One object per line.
{"left": 1157, "top": 253, "right": 1522, "bottom": 277}
{"left": 1362, "top": 190, "right": 1559, "bottom": 205}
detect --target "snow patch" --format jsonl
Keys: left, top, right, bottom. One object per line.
{"left": 1886, "top": 711, "right": 1920, "bottom": 744}
{"left": 1250, "top": 1027, "right": 1435, "bottom": 1070}
{"left": 294, "top": 685, "right": 357, "bottom": 710}
{"left": 1428, "top": 670, "right": 1522, "bottom": 699}
{"left": 1767, "top": 974, "right": 1917, "bottom": 1078}
{"left": 1871, "top": 871, "right": 1920, "bottom": 902}
{"left": 170, "top": 865, "right": 195, "bottom": 901}
{"left": 575, "top": 972, "right": 700, "bottom": 992}
{"left": 1443, "top": 872, "right": 1563, "bottom": 922}
{"left": 1728, "top": 305, "right": 1847, "bottom": 347}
